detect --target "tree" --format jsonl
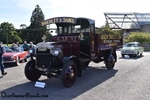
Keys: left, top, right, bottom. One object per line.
{"left": 9, "top": 34, "right": 22, "bottom": 43}
{"left": 0, "top": 22, "right": 22, "bottom": 44}
{"left": 20, "top": 24, "right": 27, "bottom": 29}
{"left": 30, "top": 4, "right": 44, "bottom": 28}
{"left": 96, "top": 22, "right": 122, "bottom": 35}
{"left": 125, "top": 32, "right": 150, "bottom": 44}
{"left": 27, "top": 4, "right": 47, "bottom": 43}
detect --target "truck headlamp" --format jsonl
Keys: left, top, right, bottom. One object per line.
{"left": 54, "top": 50, "right": 59, "bottom": 55}
{"left": 53, "top": 48, "right": 62, "bottom": 56}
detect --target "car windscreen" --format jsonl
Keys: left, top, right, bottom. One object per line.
{"left": 9, "top": 47, "right": 22, "bottom": 52}
{"left": 126, "top": 44, "right": 136, "bottom": 47}
{"left": 5, "top": 47, "right": 13, "bottom": 52}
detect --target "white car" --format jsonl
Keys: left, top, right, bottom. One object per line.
{"left": 120, "top": 42, "right": 144, "bottom": 57}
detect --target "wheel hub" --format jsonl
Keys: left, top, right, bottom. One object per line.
{"left": 65, "top": 66, "right": 74, "bottom": 78}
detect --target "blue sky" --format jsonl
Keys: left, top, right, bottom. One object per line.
{"left": 0, "top": 0, "right": 150, "bottom": 29}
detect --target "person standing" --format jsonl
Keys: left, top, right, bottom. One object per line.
{"left": 23, "top": 41, "right": 29, "bottom": 51}
{"left": 16, "top": 42, "right": 20, "bottom": 47}
{"left": 0, "top": 42, "right": 7, "bottom": 77}
{"left": 29, "top": 41, "right": 35, "bottom": 49}
{"left": 28, "top": 41, "right": 35, "bottom": 53}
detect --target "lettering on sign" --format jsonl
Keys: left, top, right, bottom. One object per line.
{"left": 51, "top": 36, "right": 78, "bottom": 42}
{"left": 62, "top": 18, "right": 75, "bottom": 23}
{"left": 108, "top": 43, "right": 117, "bottom": 47}
{"left": 103, "top": 40, "right": 113, "bottom": 43}
{"left": 42, "top": 17, "right": 76, "bottom": 26}
{"left": 100, "top": 34, "right": 122, "bottom": 40}
{"left": 101, "top": 35, "right": 108, "bottom": 39}
{"left": 103, "top": 40, "right": 120, "bottom": 43}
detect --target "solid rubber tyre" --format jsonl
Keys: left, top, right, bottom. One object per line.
{"left": 24, "top": 60, "right": 41, "bottom": 81}
{"left": 61, "top": 60, "right": 77, "bottom": 88}
{"left": 105, "top": 55, "right": 115, "bottom": 70}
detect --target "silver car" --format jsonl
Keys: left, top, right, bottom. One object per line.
{"left": 120, "top": 42, "right": 144, "bottom": 57}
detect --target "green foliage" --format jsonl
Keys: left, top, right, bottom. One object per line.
{"left": 25, "top": 4, "right": 47, "bottom": 43}
{"left": 45, "top": 31, "right": 52, "bottom": 42}
{"left": 0, "top": 22, "right": 15, "bottom": 30}
{"left": 30, "top": 5, "right": 44, "bottom": 28}
{"left": 9, "top": 34, "right": 22, "bottom": 43}
{"left": 3, "top": 44, "right": 12, "bottom": 46}
{"left": 96, "top": 23, "right": 122, "bottom": 35}
{"left": 0, "top": 22, "right": 22, "bottom": 44}
{"left": 125, "top": 32, "right": 150, "bottom": 44}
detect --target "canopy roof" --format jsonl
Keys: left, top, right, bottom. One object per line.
{"left": 41, "top": 17, "right": 95, "bottom": 28}
{"left": 104, "top": 12, "right": 150, "bottom": 29}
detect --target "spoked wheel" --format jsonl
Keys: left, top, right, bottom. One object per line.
{"left": 15, "top": 56, "right": 20, "bottom": 66}
{"left": 105, "top": 55, "right": 115, "bottom": 70}
{"left": 61, "top": 60, "right": 77, "bottom": 88}
{"left": 24, "top": 60, "right": 41, "bottom": 81}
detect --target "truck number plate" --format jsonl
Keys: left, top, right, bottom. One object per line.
{"left": 38, "top": 48, "right": 47, "bottom": 51}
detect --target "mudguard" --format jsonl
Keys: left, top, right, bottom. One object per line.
{"left": 104, "top": 49, "right": 117, "bottom": 62}
{"left": 62, "top": 56, "right": 82, "bottom": 77}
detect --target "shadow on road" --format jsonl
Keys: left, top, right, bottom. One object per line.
{"left": 3, "top": 64, "right": 18, "bottom": 68}
{"left": 3, "top": 61, "right": 26, "bottom": 69}
{"left": 0, "top": 66, "right": 118, "bottom": 100}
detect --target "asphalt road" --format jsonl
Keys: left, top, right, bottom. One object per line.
{"left": 0, "top": 51, "right": 150, "bottom": 100}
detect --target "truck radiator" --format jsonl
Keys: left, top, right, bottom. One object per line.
{"left": 36, "top": 49, "right": 51, "bottom": 68}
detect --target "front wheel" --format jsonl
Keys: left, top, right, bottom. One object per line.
{"left": 61, "top": 60, "right": 77, "bottom": 88}
{"left": 140, "top": 53, "right": 143, "bottom": 56}
{"left": 24, "top": 60, "right": 41, "bottom": 81}
{"left": 135, "top": 52, "right": 139, "bottom": 57}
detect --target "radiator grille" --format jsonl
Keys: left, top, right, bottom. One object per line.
{"left": 36, "top": 48, "right": 51, "bottom": 68}
{"left": 3, "top": 56, "right": 11, "bottom": 61}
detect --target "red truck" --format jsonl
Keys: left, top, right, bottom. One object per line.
{"left": 24, "top": 17, "right": 123, "bottom": 87}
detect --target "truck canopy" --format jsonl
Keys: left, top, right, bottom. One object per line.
{"left": 41, "top": 17, "right": 95, "bottom": 35}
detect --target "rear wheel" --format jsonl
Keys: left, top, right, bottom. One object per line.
{"left": 61, "top": 60, "right": 77, "bottom": 88}
{"left": 24, "top": 60, "right": 41, "bottom": 81}
{"left": 105, "top": 55, "right": 115, "bottom": 70}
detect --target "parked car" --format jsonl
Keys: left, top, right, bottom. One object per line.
{"left": 2, "top": 46, "right": 29, "bottom": 66}
{"left": 120, "top": 42, "right": 144, "bottom": 57}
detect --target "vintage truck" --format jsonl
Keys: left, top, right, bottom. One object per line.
{"left": 24, "top": 17, "right": 123, "bottom": 87}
